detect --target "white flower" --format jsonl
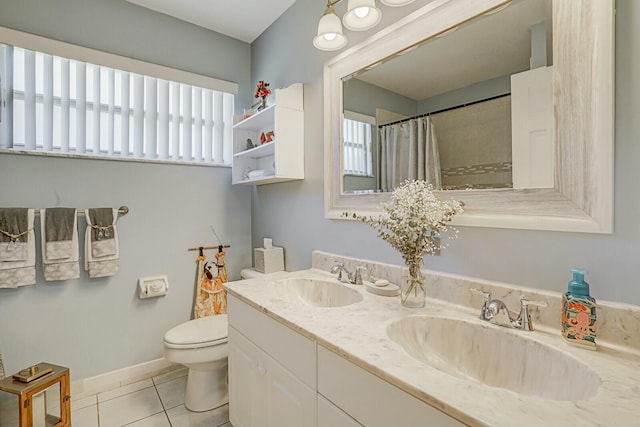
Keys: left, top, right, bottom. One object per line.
{"left": 346, "top": 180, "right": 463, "bottom": 274}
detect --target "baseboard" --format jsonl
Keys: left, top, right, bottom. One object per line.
{"left": 70, "top": 358, "right": 182, "bottom": 400}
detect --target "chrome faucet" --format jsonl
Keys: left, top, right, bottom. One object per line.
{"left": 330, "top": 262, "right": 367, "bottom": 285}
{"left": 470, "top": 288, "right": 547, "bottom": 331}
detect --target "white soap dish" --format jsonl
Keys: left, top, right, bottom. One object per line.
{"left": 365, "top": 280, "right": 400, "bottom": 297}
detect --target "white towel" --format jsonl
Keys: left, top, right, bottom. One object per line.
{"left": 40, "top": 208, "right": 80, "bottom": 281}
{"left": 84, "top": 208, "right": 119, "bottom": 278}
{"left": 0, "top": 209, "right": 36, "bottom": 288}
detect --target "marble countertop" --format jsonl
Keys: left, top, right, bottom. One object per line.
{"left": 225, "top": 268, "right": 640, "bottom": 427}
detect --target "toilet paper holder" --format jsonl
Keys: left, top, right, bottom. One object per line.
{"left": 138, "top": 275, "right": 169, "bottom": 299}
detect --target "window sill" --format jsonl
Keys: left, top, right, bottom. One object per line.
{"left": 0, "top": 148, "right": 232, "bottom": 168}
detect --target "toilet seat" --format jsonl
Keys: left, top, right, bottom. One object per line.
{"left": 164, "top": 315, "right": 228, "bottom": 349}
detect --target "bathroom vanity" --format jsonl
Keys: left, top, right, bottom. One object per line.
{"left": 224, "top": 252, "right": 640, "bottom": 427}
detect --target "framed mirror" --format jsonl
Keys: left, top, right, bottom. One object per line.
{"left": 323, "top": 0, "right": 614, "bottom": 233}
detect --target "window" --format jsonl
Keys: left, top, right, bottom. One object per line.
{"left": 342, "top": 111, "right": 374, "bottom": 176}
{"left": 0, "top": 36, "right": 235, "bottom": 165}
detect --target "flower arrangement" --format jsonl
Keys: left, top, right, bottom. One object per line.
{"left": 254, "top": 80, "right": 271, "bottom": 110}
{"left": 347, "top": 180, "right": 463, "bottom": 306}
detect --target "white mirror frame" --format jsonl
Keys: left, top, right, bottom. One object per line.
{"left": 323, "top": 0, "right": 614, "bottom": 233}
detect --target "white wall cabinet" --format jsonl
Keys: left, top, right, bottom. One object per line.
{"left": 232, "top": 83, "right": 304, "bottom": 185}
{"left": 511, "top": 66, "right": 554, "bottom": 189}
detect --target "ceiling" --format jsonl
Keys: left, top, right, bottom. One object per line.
{"left": 354, "top": 0, "right": 552, "bottom": 101}
{"left": 125, "top": 0, "right": 298, "bottom": 43}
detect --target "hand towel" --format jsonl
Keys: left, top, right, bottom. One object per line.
{"left": 40, "top": 208, "right": 80, "bottom": 281}
{"left": 84, "top": 208, "right": 119, "bottom": 278}
{"left": 0, "top": 208, "right": 29, "bottom": 261}
{"left": 0, "top": 208, "right": 36, "bottom": 288}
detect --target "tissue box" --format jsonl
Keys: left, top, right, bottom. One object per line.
{"left": 254, "top": 246, "right": 284, "bottom": 274}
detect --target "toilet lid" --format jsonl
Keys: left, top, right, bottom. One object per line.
{"left": 164, "top": 314, "right": 228, "bottom": 347}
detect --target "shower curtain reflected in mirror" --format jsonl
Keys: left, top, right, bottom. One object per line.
{"left": 377, "top": 116, "right": 441, "bottom": 192}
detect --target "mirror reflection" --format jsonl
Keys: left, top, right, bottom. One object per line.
{"left": 342, "top": 0, "right": 553, "bottom": 194}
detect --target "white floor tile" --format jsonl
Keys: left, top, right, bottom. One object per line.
{"left": 152, "top": 367, "right": 187, "bottom": 386}
{"left": 71, "top": 404, "right": 99, "bottom": 427}
{"left": 166, "top": 404, "right": 229, "bottom": 427}
{"left": 122, "top": 411, "right": 171, "bottom": 427}
{"left": 155, "top": 376, "right": 186, "bottom": 410}
{"left": 0, "top": 395, "right": 18, "bottom": 426}
{"left": 98, "top": 379, "right": 154, "bottom": 403}
{"left": 98, "top": 387, "right": 164, "bottom": 427}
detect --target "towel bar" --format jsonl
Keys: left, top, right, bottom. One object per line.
{"left": 32, "top": 206, "right": 129, "bottom": 217}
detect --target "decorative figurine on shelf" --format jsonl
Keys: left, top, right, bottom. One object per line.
{"left": 246, "top": 138, "right": 255, "bottom": 150}
{"left": 259, "top": 131, "right": 275, "bottom": 145}
{"left": 254, "top": 80, "right": 271, "bottom": 111}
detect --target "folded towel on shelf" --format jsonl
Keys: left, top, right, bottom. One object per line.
{"left": 0, "top": 208, "right": 36, "bottom": 288}
{"left": 40, "top": 208, "right": 80, "bottom": 281}
{"left": 85, "top": 208, "right": 119, "bottom": 278}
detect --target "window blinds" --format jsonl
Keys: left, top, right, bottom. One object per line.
{"left": 1, "top": 45, "right": 234, "bottom": 165}
{"left": 343, "top": 116, "right": 373, "bottom": 176}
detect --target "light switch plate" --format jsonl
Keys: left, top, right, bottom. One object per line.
{"left": 138, "top": 275, "right": 169, "bottom": 299}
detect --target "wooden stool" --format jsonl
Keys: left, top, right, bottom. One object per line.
{"left": 0, "top": 363, "right": 70, "bottom": 427}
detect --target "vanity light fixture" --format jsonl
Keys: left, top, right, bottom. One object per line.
{"left": 313, "top": 0, "right": 416, "bottom": 51}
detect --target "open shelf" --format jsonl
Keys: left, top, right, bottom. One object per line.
{"left": 233, "top": 105, "right": 275, "bottom": 132}
{"left": 234, "top": 141, "right": 275, "bottom": 159}
{"left": 232, "top": 83, "right": 304, "bottom": 186}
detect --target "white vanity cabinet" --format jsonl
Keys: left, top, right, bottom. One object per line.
{"left": 228, "top": 295, "right": 316, "bottom": 427}
{"left": 317, "top": 346, "right": 465, "bottom": 427}
{"left": 317, "top": 394, "right": 363, "bottom": 427}
{"left": 232, "top": 83, "right": 304, "bottom": 185}
{"left": 228, "top": 293, "right": 464, "bottom": 427}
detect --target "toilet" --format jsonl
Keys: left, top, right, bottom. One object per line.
{"left": 163, "top": 314, "right": 228, "bottom": 412}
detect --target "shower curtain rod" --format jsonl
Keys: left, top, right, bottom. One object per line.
{"left": 378, "top": 92, "right": 510, "bottom": 128}
{"left": 33, "top": 206, "right": 130, "bottom": 216}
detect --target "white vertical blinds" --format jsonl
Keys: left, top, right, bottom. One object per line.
{"left": 343, "top": 114, "right": 373, "bottom": 176}
{"left": 1, "top": 45, "right": 235, "bottom": 165}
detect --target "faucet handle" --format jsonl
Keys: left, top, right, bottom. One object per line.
{"left": 518, "top": 296, "right": 547, "bottom": 331}
{"left": 519, "top": 296, "right": 547, "bottom": 308}
{"left": 354, "top": 266, "right": 368, "bottom": 285}
{"left": 470, "top": 287, "right": 491, "bottom": 301}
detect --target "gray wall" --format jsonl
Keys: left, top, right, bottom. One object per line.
{"left": 0, "top": 0, "right": 253, "bottom": 380}
{"left": 416, "top": 74, "right": 511, "bottom": 114}
{"left": 0, "top": 0, "right": 252, "bottom": 105}
{"left": 344, "top": 78, "right": 416, "bottom": 118}
{"left": 250, "top": 0, "right": 640, "bottom": 306}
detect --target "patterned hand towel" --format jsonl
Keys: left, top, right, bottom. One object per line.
{"left": 0, "top": 208, "right": 36, "bottom": 288}
{"left": 84, "top": 208, "right": 119, "bottom": 278}
{"left": 40, "top": 208, "right": 80, "bottom": 281}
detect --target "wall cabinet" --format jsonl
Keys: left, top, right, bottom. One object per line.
{"left": 232, "top": 83, "right": 304, "bottom": 185}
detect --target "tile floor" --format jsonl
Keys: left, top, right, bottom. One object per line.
{"left": 0, "top": 368, "right": 232, "bottom": 427}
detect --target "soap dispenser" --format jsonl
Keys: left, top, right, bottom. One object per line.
{"left": 561, "top": 269, "right": 597, "bottom": 349}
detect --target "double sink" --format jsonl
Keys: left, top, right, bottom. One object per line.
{"left": 267, "top": 277, "right": 601, "bottom": 402}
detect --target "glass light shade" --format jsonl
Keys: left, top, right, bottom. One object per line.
{"left": 313, "top": 9, "right": 348, "bottom": 51}
{"left": 343, "top": 0, "right": 382, "bottom": 31}
{"left": 379, "top": 0, "right": 415, "bottom": 6}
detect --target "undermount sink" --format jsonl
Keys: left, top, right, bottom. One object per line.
{"left": 269, "top": 278, "right": 363, "bottom": 307}
{"left": 387, "top": 315, "right": 601, "bottom": 401}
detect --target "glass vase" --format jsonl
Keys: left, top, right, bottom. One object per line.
{"left": 400, "top": 267, "right": 425, "bottom": 308}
